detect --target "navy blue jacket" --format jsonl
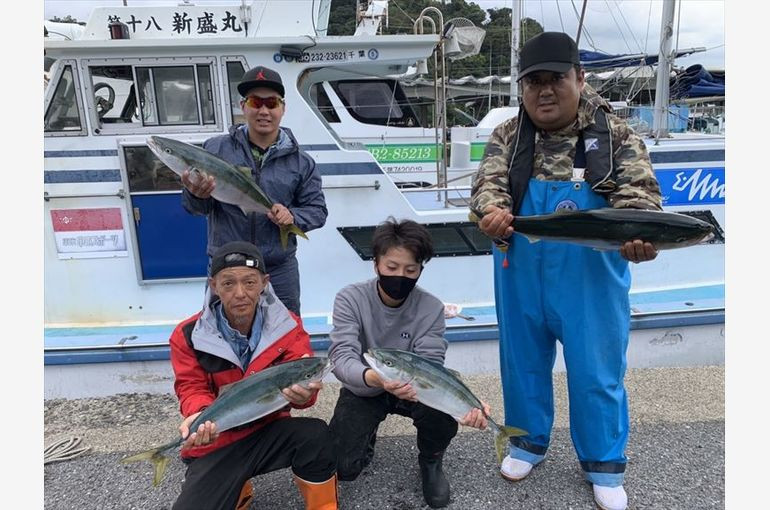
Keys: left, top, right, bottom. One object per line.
{"left": 182, "top": 125, "right": 328, "bottom": 269}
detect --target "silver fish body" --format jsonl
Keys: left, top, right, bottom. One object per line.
{"left": 121, "top": 356, "right": 331, "bottom": 486}
{"left": 363, "top": 348, "right": 526, "bottom": 464}
{"left": 469, "top": 208, "right": 715, "bottom": 251}
{"left": 512, "top": 208, "right": 715, "bottom": 251}
{"left": 146, "top": 135, "right": 308, "bottom": 248}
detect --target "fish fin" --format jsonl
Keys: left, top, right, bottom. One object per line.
{"left": 120, "top": 440, "right": 178, "bottom": 486}
{"left": 237, "top": 166, "right": 252, "bottom": 178}
{"left": 447, "top": 368, "right": 463, "bottom": 380}
{"left": 279, "top": 224, "right": 309, "bottom": 250}
{"left": 491, "top": 423, "right": 529, "bottom": 465}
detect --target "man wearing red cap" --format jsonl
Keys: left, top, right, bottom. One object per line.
{"left": 181, "top": 65, "right": 327, "bottom": 317}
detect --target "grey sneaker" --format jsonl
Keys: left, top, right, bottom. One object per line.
{"left": 593, "top": 484, "right": 627, "bottom": 510}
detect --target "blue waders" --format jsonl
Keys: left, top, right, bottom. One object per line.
{"left": 494, "top": 178, "right": 631, "bottom": 487}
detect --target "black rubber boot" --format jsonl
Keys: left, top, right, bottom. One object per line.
{"left": 363, "top": 432, "right": 377, "bottom": 469}
{"left": 418, "top": 452, "right": 450, "bottom": 508}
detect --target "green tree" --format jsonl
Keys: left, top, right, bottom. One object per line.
{"left": 327, "top": 0, "right": 357, "bottom": 36}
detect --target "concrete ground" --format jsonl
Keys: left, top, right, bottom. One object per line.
{"left": 43, "top": 366, "right": 724, "bottom": 509}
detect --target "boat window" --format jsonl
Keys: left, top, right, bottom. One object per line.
{"left": 139, "top": 66, "right": 200, "bottom": 125}
{"left": 123, "top": 144, "right": 201, "bottom": 193}
{"left": 310, "top": 83, "right": 340, "bottom": 123}
{"left": 89, "top": 65, "right": 141, "bottom": 126}
{"left": 44, "top": 65, "right": 84, "bottom": 133}
{"left": 87, "top": 61, "right": 218, "bottom": 131}
{"left": 337, "top": 221, "right": 492, "bottom": 260}
{"left": 226, "top": 61, "right": 246, "bottom": 125}
{"left": 197, "top": 65, "right": 216, "bottom": 125}
{"left": 331, "top": 79, "right": 420, "bottom": 127}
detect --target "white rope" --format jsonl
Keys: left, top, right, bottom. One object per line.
{"left": 44, "top": 436, "right": 90, "bottom": 464}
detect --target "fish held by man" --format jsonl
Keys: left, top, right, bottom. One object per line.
{"left": 469, "top": 208, "right": 714, "bottom": 251}
{"left": 146, "top": 135, "right": 309, "bottom": 249}
{"left": 120, "top": 356, "right": 332, "bottom": 486}
{"left": 363, "top": 348, "right": 527, "bottom": 464}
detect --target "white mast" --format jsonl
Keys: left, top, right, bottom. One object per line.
{"left": 653, "top": 0, "right": 677, "bottom": 139}
{"left": 510, "top": 0, "right": 521, "bottom": 103}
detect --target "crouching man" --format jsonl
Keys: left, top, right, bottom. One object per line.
{"left": 170, "top": 241, "right": 337, "bottom": 510}
{"left": 327, "top": 218, "right": 488, "bottom": 509}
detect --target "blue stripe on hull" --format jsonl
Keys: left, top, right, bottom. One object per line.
{"left": 316, "top": 162, "right": 382, "bottom": 175}
{"left": 43, "top": 163, "right": 381, "bottom": 183}
{"left": 44, "top": 169, "right": 122, "bottom": 183}
{"left": 43, "top": 308, "right": 724, "bottom": 365}
{"left": 649, "top": 150, "right": 724, "bottom": 164}
{"left": 45, "top": 150, "right": 119, "bottom": 157}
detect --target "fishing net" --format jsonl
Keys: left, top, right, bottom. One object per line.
{"left": 445, "top": 18, "right": 486, "bottom": 61}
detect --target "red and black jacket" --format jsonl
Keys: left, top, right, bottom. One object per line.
{"left": 169, "top": 286, "right": 316, "bottom": 459}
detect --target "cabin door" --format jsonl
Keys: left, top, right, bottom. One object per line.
{"left": 122, "top": 143, "right": 209, "bottom": 281}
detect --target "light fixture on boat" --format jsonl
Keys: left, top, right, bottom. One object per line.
{"left": 415, "top": 59, "right": 429, "bottom": 75}
{"left": 443, "top": 34, "right": 462, "bottom": 59}
{"left": 108, "top": 20, "right": 130, "bottom": 40}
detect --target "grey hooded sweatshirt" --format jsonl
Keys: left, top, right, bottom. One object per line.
{"left": 328, "top": 278, "right": 447, "bottom": 397}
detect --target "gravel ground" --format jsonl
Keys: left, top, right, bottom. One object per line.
{"left": 44, "top": 366, "right": 724, "bottom": 509}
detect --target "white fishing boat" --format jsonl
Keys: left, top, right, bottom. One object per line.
{"left": 43, "top": 0, "right": 724, "bottom": 399}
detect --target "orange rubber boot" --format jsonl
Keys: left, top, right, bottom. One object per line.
{"left": 235, "top": 480, "right": 253, "bottom": 510}
{"left": 293, "top": 474, "right": 338, "bottom": 510}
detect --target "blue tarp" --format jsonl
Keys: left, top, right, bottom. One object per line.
{"left": 669, "top": 64, "right": 725, "bottom": 99}
{"left": 579, "top": 50, "right": 725, "bottom": 99}
{"left": 579, "top": 49, "right": 703, "bottom": 69}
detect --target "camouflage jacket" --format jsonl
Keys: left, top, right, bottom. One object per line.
{"left": 471, "top": 85, "right": 662, "bottom": 213}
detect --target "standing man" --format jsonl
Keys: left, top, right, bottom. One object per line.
{"left": 327, "top": 218, "right": 489, "bottom": 509}
{"left": 181, "top": 65, "right": 328, "bottom": 316}
{"left": 170, "top": 241, "right": 337, "bottom": 510}
{"left": 471, "top": 32, "right": 662, "bottom": 510}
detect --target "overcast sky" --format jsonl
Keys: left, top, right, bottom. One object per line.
{"left": 43, "top": 0, "right": 725, "bottom": 69}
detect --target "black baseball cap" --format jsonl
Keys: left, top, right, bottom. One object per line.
{"left": 210, "top": 241, "right": 266, "bottom": 277}
{"left": 518, "top": 32, "right": 580, "bottom": 81}
{"left": 237, "top": 65, "right": 285, "bottom": 98}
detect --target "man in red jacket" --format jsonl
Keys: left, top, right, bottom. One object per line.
{"left": 169, "top": 241, "right": 337, "bottom": 510}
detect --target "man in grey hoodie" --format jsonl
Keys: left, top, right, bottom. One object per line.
{"left": 327, "top": 218, "right": 489, "bottom": 509}
{"left": 180, "top": 65, "right": 328, "bottom": 316}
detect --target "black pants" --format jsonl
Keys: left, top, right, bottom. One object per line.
{"left": 173, "top": 417, "right": 335, "bottom": 510}
{"left": 328, "top": 387, "right": 458, "bottom": 481}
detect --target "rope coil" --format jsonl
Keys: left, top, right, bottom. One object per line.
{"left": 44, "top": 436, "right": 90, "bottom": 464}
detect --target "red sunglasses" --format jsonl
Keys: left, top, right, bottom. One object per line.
{"left": 243, "top": 96, "right": 284, "bottom": 110}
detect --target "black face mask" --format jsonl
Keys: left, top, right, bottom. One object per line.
{"left": 377, "top": 273, "right": 419, "bottom": 301}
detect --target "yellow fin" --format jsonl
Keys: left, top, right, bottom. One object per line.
{"left": 279, "top": 224, "right": 309, "bottom": 250}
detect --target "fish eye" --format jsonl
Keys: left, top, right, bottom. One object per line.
{"left": 304, "top": 372, "right": 311, "bottom": 379}
{"left": 385, "top": 360, "right": 393, "bottom": 367}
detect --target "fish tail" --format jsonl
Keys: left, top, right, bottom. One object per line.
{"left": 280, "top": 224, "right": 309, "bottom": 249}
{"left": 120, "top": 440, "right": 179, "bottom": 486}
{"left": 492, "top": 423, "right": 528, "bottom": 465}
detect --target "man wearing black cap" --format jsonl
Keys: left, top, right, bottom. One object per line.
{"left": 181, "top": 65, "right": 328, "bottom": 316}
{"left": 471, "top": 32, "right": 663, "bottom": 510}
{"left": 168, "top": 241, "right": 337, "bottom": 510}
